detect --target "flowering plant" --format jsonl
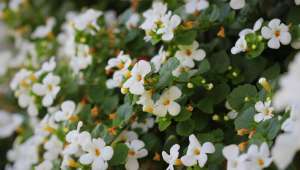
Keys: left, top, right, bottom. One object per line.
{"left": 0, "top": 0, "right": 300, "bottom": 170}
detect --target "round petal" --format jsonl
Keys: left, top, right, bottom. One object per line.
{"left": 279, "top": 31, "right": 292, "bottom": 45}
{"left": 261, "top": 27, "right": 273, "bottom": 39}
{"left": 255, "top": 101, "right": 265, "bottom": 112}
{"left": 79, "top": 153, "right": 94, "bottom": 165}
{"left": 167, "top": 86, "right": 182, "bottom": 100}
{"left": 254, "top": 113, "right": 264, "bottom": 123}
{"left": 129, "top": 81, "right": 145, "bottom": 95}
{"left": 222, "top": 145, "right": 239, "bottom": 160}
{"left": 268, "top": 18, "right": 281, "bottom": 29}
{"left": 197, "top": 154, "right": 208, "bottom": 167}
{"left": 125, "top": 158, "right": 139, "bottom": 170}
{"left": 131, "top": 140, "right": 145, "bottom": 151}
{"left": 181, "top": 155, "right": 197, "bottom": 166}
{"left": 167, "top": 102, "right": 181, "bottom": 116}
{"left": 32, "top": 84, "right": 47, "bottom": 96}
{"left": 153, "top": 104, "right": 168, "bottom": 117}
{"left": 101, "top": 146, "right": 114, "bottom": 161}
{"left": 162, "top": 151, "right": 171, "bottom": 163}
{"left": 192, "top": 49, "right": 206, "bottom": 61}
{"left": 42, "top": 95, "right": 54, "bottom": 107}
{"left": 229, "top": 0, "right": 245, "bottom": 10}
{"left": 61, "top": 100, "right": 76, "bottom": 114}
{"left": 267, "top": 38, "right": 280, "bottom": 49}
{"left": 202, "top": 142, "right": 215, "bottom": 154}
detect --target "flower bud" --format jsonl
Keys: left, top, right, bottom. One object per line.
{"left": 258, "top": 77, "right": 271, "bottom": 93}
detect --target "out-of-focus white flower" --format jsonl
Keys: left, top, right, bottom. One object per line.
{"left": 79, "top": 138, "right": 113, "bottom": 170}
{"left": 181, "top": 134, "right": 215, "bottom": 167}
{"left": 0, "top": 51, "right": 12, "bottom": 76}
{"left": 261, "top": 18, "right": 291, "bottom": 49}
{"left": 175, "top": 41, "right": 206, "bottom": 68}
{"left": 41, "top": 57, "right": 56, "bottom": 73}
{"left": 8, "top": 0, "right": 23, "bottom": 11}
{"left": 0, "top": 111, "right": 22, "bottom": 138}
{"left": 125, "top": 139, "right": 148, "bottom": 170}
{"left": 136, "top": 91, "right": 155, "bottom": 114}
{"left": 162, "top": 144, "right": 181, "bottom": 170}
{"left": 254, "top": 101, "right": 274, "bottom": 123}
{"left": 274, "top": 53, "right": 300, "bottom": 110}
{"left": 229, "top": 0, "right": 246, "bottom": 10}
{"left": 35, "top": 160, "right": 53, "bottom": 170}
{"left": 63, "top": 121, "right": 91, "bottom": 155}
{"left": 32, "top": 17, "right": 56, "bottom": 39}
{"left": 105, "top": 11, "right": 117, "bottom": 28}
{"left": 131, "top": 117, "right": 155, "bottom": 133}
{"left": 73, "top": 9, "right": 102, "bottom": 31}
{"left": 118, "top": 130, "right": 138, "bottom": 142}
{"left": 70, "top": 44, "right": 93, "bottom": 74}
{"left": 151, "top": 47, "right": 168, "bottom": 73}
{"left": 246, "top": 143, "right": 272, "bottom": 169}
{"left": 295, "top": 0, "right": 300, "bottom": 5}
{"left": 223, "top": 144, "right": 247, "bottom": 170}
{"left": 153, "top": 86, "right": 182, "bottom": 117}
{"left": 54, "top": 100, "right": 76, "bottom": 122}
{"left": 126, "top": 13, "right": 140, "bottom": 29}
{"left": 156, "top": 12, "right": 181, "bottom": 41}
{"left": 185, "top": 0, "right": 209, "bottom": 14}
{"left": 106, "top": 71, "right": 125, "bottom": 89}
{"left": 32, "top": 73, "right": 61, "bottom": 107}
{"left": 123, "top": 60, "right": 151, "bottom": 95}
{"left": 172, "top": 65, "right": 191, "bottom": 77}
{"left": 43, "top": 135, "right": 63, "bottom": 160}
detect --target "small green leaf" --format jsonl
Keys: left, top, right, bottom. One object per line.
{"left": 156, "top": 58, "right": 179, "bottom": 89}
{"left": 197, "top": 59, "right": 211, "bottom": 74}
{"left": 209, "top": 50, "right": 230, "bottom": 73}
{"left": 109, "top": 143, "right": 129, "bottom": 165}
{"left": 158, "top": 117, "right": 172, "bottom": 131}
{"left": 197, "top": 129, "right": 224, "bottom": 143}
{"left": 174, "top": 109, "right": 192, "bottom": 122}
{"left": 227, "top": 84, "right": 257, "bottom": 110}
{"left": 234, "top": 107, "right": 256, "bottom": 129}
{"left": 174, "top": 30, "right": 197, "bottom": 45}
{"left": 176, "top": 119, "right": 195, "bottom": 136}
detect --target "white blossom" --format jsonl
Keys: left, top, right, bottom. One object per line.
{"left": 123, "top": 60, "right": 151, "bottom": 95}
{"left": 43, "top": 135, "right": 63, "bottom": 161}
{"left": 151, "top": 47, "right": 168, "bottom": 73}
{"left": 153, "top": 86, "right": 182, "bottom": 117}
{"left": 79, "top": 138, "right": 113, "bottom": 170}
{"left": 181, "top": 134, "right": 215, "bottom": 167}
{"left": 254, "top": 101, "right": 274, "bottom": 123}
{"left": 54, "top": 100, "right": 76, "bottom": 122}
{"left": 229, "top": 0, "right": 246, "bottom": 10}
{"left": 32, "top": 17, "right": 56, "bottom": 39}
{"left": 175, "top": 41, "right": 206, "bottom": 68}
{"left": 0, "top": 111, "right": 23, "bottom": 138}
{"left": 72, "top": 9, "right": 102, "bottom": 31}
{"left": 162, "top": 144, "right": 181, "bottom": 170}
{"left": 185, "top": 0, "right": 209, "bottom": 14}
{"left": 126, "top": 13, "right": 140, "bottom": 29}
{"left": 261, "top": 18, "right": 291, "bottom": 49}
{"left": 125, "top": 139, "right": 148, "bottom": 170}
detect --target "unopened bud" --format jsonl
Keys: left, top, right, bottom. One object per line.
{"left": 212, "top": 114, "right": 220, "bottom": 121}
{"left": 258, "top": 77, "right": 271, "bottom": 93}
{"left": 121, "top": 87, "right": 128, "bottom": 94}
{"left": 187, "top": 82, "right": 194, "bottom": 88}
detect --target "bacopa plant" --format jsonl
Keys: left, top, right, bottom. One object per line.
{"left": 0, "top": 0, "right": 300, "bottom": 170}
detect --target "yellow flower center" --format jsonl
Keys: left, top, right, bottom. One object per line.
{"left": 175, "top": 159, "right": 182, "bottom": 165}
{"left": 185, "top": 49, "right": 192, "bottom": 56}
{"left": 128, "top": 150, "right": 136, "bottom": 156}
{"left": 117, "top": 62, "right": 125, "bottom": 69}
{"left": 275, "top": 31, "right": 280, "bottom": 38}
{"left": 68, "top": 159, "right": 79, "bottom": 168}
{"left": 258, "top": 159, "right": 264, "bottom": 167}
{"left": 136, "top": 74, "right": 142, "bottom": 81}
{"left": 95, "top": 148, "right": 101, "bottom": 156}
{"left": 163, "top": 99, "right": 170, "bottom": 106}
{"left": 193, "top": 148, "right": 201, "bottom": 155}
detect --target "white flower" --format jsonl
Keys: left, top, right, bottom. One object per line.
{"left": 126, "top": 13, "right": 140, "bottom": 29}
{"left": 41, "top": 57, "right": 56, "bottom": 73}
{"left": 0, "top": 111, "right": 23, "bottom": 138}
{"left": 175, "top": 41, "right": 206, "bottom": 68}
{"left": 123, "top": 60, "right": 151, "bottom": 95}
{"left": 185, "top": 0, "right": 209, "bottom": 14}
{"left": 70, "top": 44, "right": 93, "bottom": 74}
{"left": 0, "top": 51, "right": 12, "bottom": 76}
{"left": 153, "top": 86, "right": 182, "bottom": 117}
{"left": 151, "top": 47, "right": 168, "bottom": 73}
{"left": 156, "top": 12, "right": 181, "bottom": 41}
{"left": 105, "top": 51, "right": 132, "bottom": 71}
{"left": 54, "top": 100, "right": 76, "bottom": 122}
{"left": 32, "top": 73, "right": 61, "bottom": 107}
{"left": 231, "top": 18, "right": 263, "bottom": 54}
{"left": 8, "top": 0, "right": 23, "bottom": 11}
{"left": 172, "top": 65, "right": 191, "bottom": 77}
{"left": 140, "top": 2, "right": 181, "bottom": 41}
{"left": 231, "top": 37, "right": 248, "bottom": 54}
{"left": 136, "top": 91, "right": 155, "bottom": 113}
{"left": 274, "top": 53, "right": 300, "bottom": 110}
{"left": 162, "top": 144, "right": 181, "bottom": 170}
{"left": 118, "top": 130, "right": 138, "bottom": 142}
{"left": 35, "top": 160, "right": 53, "bottom": 170}
{"left": 246, "top": 143, "right": 272, "bottom": 169}
{"left": 32, "top": 17, "right": 56, "bottom": 38}
{"left": 254, "top": 101, "right": 274, "bottom": 123}
{"left": 73, "top": 9, "right": 102, "bottom": 31}
{"left": 43, "top": 135, "right": 63, "bottom": 160}
{"left": 18, "top": 94, "right": 38, "bottom": 116}
{"left": 125, "top": 139, "right": 148, "bottom": 170}
{"left": 79, "top": 138, "right": 113, "bottom": 170}
{"left": 223, "top": 144, "right": 249, "bottom": 170}
{"left": 229, "top": 0, "right": 246, "bottom": 10}
{"left": 225, "top": 102, "right": 239, "bottom": 119}
{"left": 63, "top": 121, "right": 92, "bottom": 155}
{"left": 131, "top": 117, "right": 155, "bottom": 132}
{"left": 261, "top": 18, "right": 291, "bottom": 49}
{"left": 295, "top": 0, "right": 300, "bottom": 5}
{"left": 106, "top": 71, "right": 125, "bottom": 89}
{"left": 181, "top": 134, "right": 215, "bottom": 167}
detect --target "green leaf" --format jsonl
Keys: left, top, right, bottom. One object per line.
{"left": 197, "top": 129, "right": 224, "bottom": 143}
{"left": 234, "top": 107, "right": 256, "bottom": 129}
{"left": 174, "top": 109, "right": 192, "bottom": 122}
{"left": 227, "top": 84, "right": 257, "bottom": 110}
{"left": 208, "top": 144, "right": 224, "bottom": 166}
{"left": 176, "top": 119, "right": 195, "bottom": 136}
{"left": 158, "top": 117, "right": 172, "bottom": 131}
{"left": 109, "top": 143, "right": 129, "bottom": 166}
{"left": 196, "top": 98, "right": 214, "bottom": 114}
{"left": 141, "top": 133, "right": 161, "bottom": 151}
{"left": 174, "top": 30, "right": 197, "bottom": 45}
{"left": 262, "top": 63, "right": 281, "bottom": 80}
{"left": 209, "top": 50, "right": 230, "bottom": 73}
{"left": 156, "top": 57, "right": 179, "bottom": 89}
{"left": 116, "top": 103, "right": 133, "bottom": 127}
{"left": 197, "top": 59, "right": 211, "bottom": 74}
